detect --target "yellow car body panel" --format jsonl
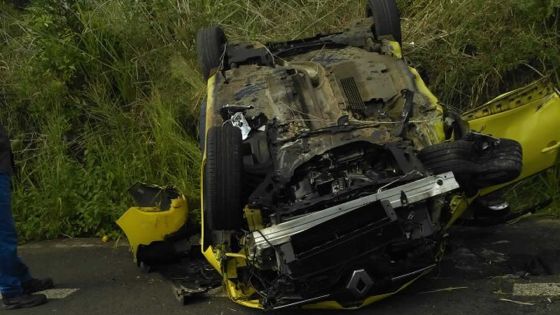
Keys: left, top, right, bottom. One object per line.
{"left": 116, "top": 197, "right": 188, "bottom": 260}
{"left": 464, "top": 79, "right": 560, "bottom": 194}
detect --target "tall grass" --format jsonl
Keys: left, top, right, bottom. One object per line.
{"left": 0, "top": 0, "right": 558, "bottom": 240}
{"left": 0, "top": 0, "right": 364, "bottom": 240}
{"left": 399, "top": 0, "right": 560, "bottom": 108}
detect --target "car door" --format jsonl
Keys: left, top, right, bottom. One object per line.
{"left": 463, "top": 78, "right": 560, "bottom": 195}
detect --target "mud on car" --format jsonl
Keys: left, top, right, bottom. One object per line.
{"left": 118, "top": 0, "right": 560, "bottom": 310}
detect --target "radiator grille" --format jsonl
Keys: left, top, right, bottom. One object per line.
{"left": 340, "top": 77, "right": 366, "bottom": 114}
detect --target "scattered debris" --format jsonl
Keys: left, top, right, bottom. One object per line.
{"left": 39, "top": 288, "right": 79, "bottom": 300}
{"left": 491, "top": 240, "right": 510, "bottom": 245}
{"left": 419, "top": 287, "right": 469, "bottom": 294}
{"left": 506, "top": 213, "right": 533, "bottom": 225}
{"left": 499, "top": 298, "right": 535, "bottom": 306}
{"left": 0, "top": 288, "right": 80, "bottom": 300}
{"left": 480, "top": 248, "right": 508, "bottom": 263}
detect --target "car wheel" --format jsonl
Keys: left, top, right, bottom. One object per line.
{"left": 419, "top": 138, "right": 522, "bottom": 189}
{"left": 473, "top": 139, "right": 522, "bottom": 187}
{"left": 196, "top": 26, "right": 227, "bottom": 81}
{"left": 366, "top": 0, "right": 402, "bottom": 44}
{"left": 204, "top": 124, "right": 243, "bottom": 230}
{"left": 418, "top": 141, "right": 476, "bottom": 193}
{"left": 421, "top": 159, "right": 477, "bottom": 177}
{"left": 418, "top": 140, "right": 473, "bottom": 163}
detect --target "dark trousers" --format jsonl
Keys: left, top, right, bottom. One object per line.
{"left": 0, "top": 174, "right": 31, "bottom": 298}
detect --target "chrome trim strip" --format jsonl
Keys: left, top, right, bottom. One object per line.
{"left": 251, "top": 172, "right": 458, "bottom": 250}
{"left": 271, "top": 294, "right": 331, "bottom": 310}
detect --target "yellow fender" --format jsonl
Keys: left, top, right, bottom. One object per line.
{"left": 117, "top": 197, "right": 188, "bottom": 261}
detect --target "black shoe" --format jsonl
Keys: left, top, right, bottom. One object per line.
{"left": 2, "top": 293, "right": 47, "bottom": 310}
{"left": 22, "top": 278, "right": 54, "bottom": 294}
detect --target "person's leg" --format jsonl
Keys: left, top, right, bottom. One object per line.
{"left": 0, "top": 173, "right": 30, "bottom": 298}
{"left": 0, "top": 126, "right": 52, "bottom": 309}
{"left": 0, "top": 174, "right": 50, "bottom": 310}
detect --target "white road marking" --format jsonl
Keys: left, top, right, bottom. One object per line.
{"left": 39, "top": 288, "right": 80, "bottom": 299}
{"left": 0, "top": 288, "right": 79, "bottom": 300}
{"left": 499, "top": 298, "right": 535, "bottom": 306}
{"left": 513, "top": 283, "right": 560, "bottom": 297}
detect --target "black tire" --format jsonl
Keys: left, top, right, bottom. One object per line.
{"left": 476, "top": 139, "right": 522, "bottom": 163}
{"left": 474, "top": 139, "right": 522, "bottom": 186}
{"left": 204, "top": 124, "right": 243, "bottom": 230}
{"left": 196, "top": 26, "right": 227, "bottom": 81}
{"left": 418, "top": 140, "right": 473, "bottom": 162}
{"left": 419, "top": 138, "right": 522, "bottom": 189}
{"left": 421, "top": 159, "right": 477, "bottom": 176}
{"left": 366, "top": 0, "right": 402, "bottom": 44}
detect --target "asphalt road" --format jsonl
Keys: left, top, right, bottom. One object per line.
{"left": 4, "top": 218, "right": 560, "bottom": 314}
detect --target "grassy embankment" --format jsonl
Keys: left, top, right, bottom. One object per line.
{"left": 0, "top": 0, "right": 558, "bottom": 240}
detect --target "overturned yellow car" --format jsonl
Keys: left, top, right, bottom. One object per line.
{"left": 119, "top": 0, "right": 560, "bottom": 310}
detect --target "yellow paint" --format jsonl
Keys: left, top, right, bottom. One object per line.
{"left": 226, "top": 259, "right": 238, "bottom": 279}
{"left": 116, "top": 197, "right": 188, "bottom": 260}
{"left": 409, "top": 67, "right": 447, "bottom": 144}
{"left": 201, "top": 74, "right": 217, "bottom": 251}
{"left": 203, "top": 245, "right": 221, "bottom": 271}
{"left": 243, "top": 207, "right": 263, "bottom": 231}
{"left": 224, "top": 279, "right": 262, "bottom": 309}
{"left": 386, "top": 40, "right": 403, "bottom": 59}
{"left": 465, "top": 79, "right": 560, "bottom": 194}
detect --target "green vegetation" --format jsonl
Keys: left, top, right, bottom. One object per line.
{"left": 0, "top": 0, "right": 558, "bottom": 240}
{"left": 400, "top": 0, "right": 560, "bottom": 108}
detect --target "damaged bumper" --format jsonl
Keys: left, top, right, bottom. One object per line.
{"left": 250, "top": 172, "right": 459, "bottom": 260}
{"left": 116, "top": 183, "right": 188, "bottom": 263}
{"left": 216, "top": 173, "right": 460, "bottom": 310}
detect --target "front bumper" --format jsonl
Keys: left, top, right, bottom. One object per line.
{"left": 249, "top": 172, "right": 459, "bottom": 264}
{"left": 213, "top": 173, "right": 460, "bottom": 310}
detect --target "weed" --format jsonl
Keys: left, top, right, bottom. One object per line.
{"left": 0, "top": 0, "right": 559, "bottom": 239}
